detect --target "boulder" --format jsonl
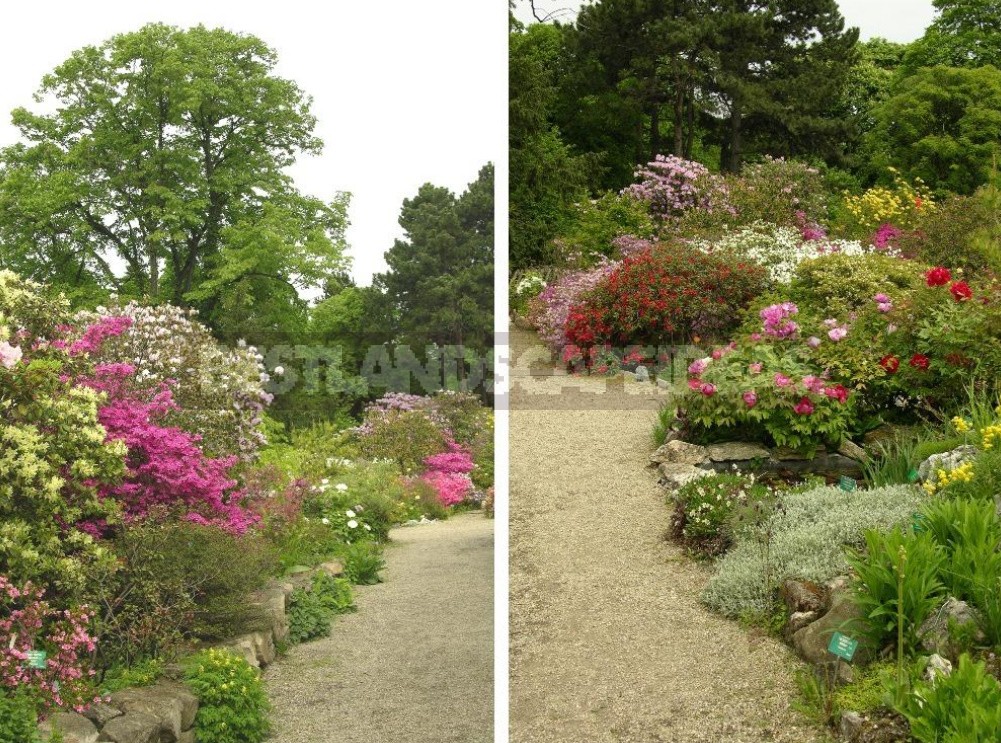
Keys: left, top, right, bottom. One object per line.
{"left": 919, "top": 597, "right": 984, "bottom": 655}
{"left": 81, "top": 702, "right": 123, "bottom": 727}
{"left": 650, "top": 440, "right": 709, "bottom": 467}
{"left": 839, "top": 711, "right": 865, "bottom": 742}
{"left": 925, "top": 654, "right": 953, "bottom": 683}
{"left": 838, "top": 439, "right": 868, "bottom": 462}
{"left": 179, "top": 732, "right": 196, "bottom": 743}
{"left": 239, "top": 630, "right": 277, "bottom": 667}
{"left": 97, "top": 711, "right": 160, "bottom": 743}
{"left": 220, "top": 635, "right": 260, "bottom": 668}
{"left": 780, "top": 579, "right": 826, "bottom": 614}
{"left": 917, "top": 445, "right": 978, "bottom": 482}
{"left": 784, "top": 610, "right": 818, "bottom": 641}
{"left": 706, "top": 442, "right": 771, "bottom": 462}
{"left": 791, "top": 586, "right": 873, "bottom": 678}
{"left": 39, "top": 712, "right": 99, "bottom": 743}
{"left": 319, "top": 560, "right": 345, "bottom": 577}
{"left": 108, "top": 683, "right": 195, "bottom": 743}
{"left": 634, "top": 365, "right": 650, "bottom": 383}
{"left": 657, "top": 462, "right": 711, "bottom": 491}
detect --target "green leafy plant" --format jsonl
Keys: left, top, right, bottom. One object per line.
{"left": 338, "top": 541, "right": 386, "bottom": 585}
{"left": 0, "top": 688, "right": 39, "bottom": 743}
{"left": 99, "top": 657, "right": 165, "bottom": 694}
{"left": 898, "top": 654, "right": 1001, "bottom": 742}
{"left": 669, "top": 474, "right": 772, "bottom": 558}
{"left": 848, "top": 527, "right": 945, "bottom": 655}
{"left": 287, "top": 572, "right": 356, "bottom": 644}
{"left": 184, "top": 649, "right": 270, "bottom": 743}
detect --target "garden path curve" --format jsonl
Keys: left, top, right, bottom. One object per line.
{"left": 265, "top": 513, "right": 493, "bottom": 743}
{"left": 509, "top": 326, "right": 823, "bottom": 743}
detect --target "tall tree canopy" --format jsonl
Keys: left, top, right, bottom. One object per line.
{"left": 0, "top": 23, "right": 348, "bottom": 313}
{"left": 376, "top": 164, "right": 494, "bottom": 355}
{"left": 867, "top": 65, "right": 1001, "bottom": 194}
{"left": 902, "top": 0, "right": 1001, "bottom": 73}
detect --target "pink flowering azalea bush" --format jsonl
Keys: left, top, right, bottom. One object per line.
{"left": 74, "top": 302, "right": 271, "bottom": 459}
{"left": 623, "top": 155, "right": 731, "bottom": 222}
{"left": 527, "top": 262, "right": 618, "bottom": 353}
{"left": 420, "top": 444, "right": 475, "bottom": 507}
{"left": 0, "top": 576, "right": 99, "bottom": 713}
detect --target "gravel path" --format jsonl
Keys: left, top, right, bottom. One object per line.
{"left": 509, "top": 327, "right": 824, "bottom": 743}
{"left": 266, "top": 514, "right": 493, "bottom": 743}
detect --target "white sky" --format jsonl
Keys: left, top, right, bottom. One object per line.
{"left": 0, "top": 1, "right": 505, "bottom": 287}
{"left": 514, "top": 0, "right": 938, "bottom": 43}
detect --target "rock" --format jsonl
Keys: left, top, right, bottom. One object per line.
{"left": 109, "top": 684, "right": 193, "bottom": 743}
{"left": 39, "top": 712, "right": 99, "bottom": 743}
{"left": 863, "top": 424, "right": 918, "bottom": 453}
{"left": 656, "top": 377, "right": 671, "bottom": 390}
{"left": 220, "top": 635, "right": 259, "bottom": 668}
{"left": 925, "top": 654, "right": 953, "bottom": 683}
{"left": 650, "top": 440, "right": 709, "bottom": 466}
{"left": 657, "top": 462, "right": 711, "bottom": 491}
{"left": 838, "top": 439, "right": 868, "bottom": 462}
{"left": 917, "top": 445, "right": 978, "bottom": 482}
{"left": 81, "top": 702, "right": 123, "bottom": 727}
{"left": 97, "top": 711, "right": 160, "bottom": 743}
{"left": 792, "top": 586, "right": 873, "bottom": 674}
{"left": 840, "top": 711, "right": 865, "bottom": 742}
{"left": 634, "top": 365, "right": 650, "bottom": 383}
{"left": 780, "top": 579, "right": 826, "bottom": 614}
{"left": 772, "top": 446, "right": 818, "bottom": 461}
{"left": 784, "top": 611, "right": 818, "bottom": 641}
{"left": 706, "top": 441, "right": 771, "bottom": 462}
{"left": 242, "top": 630, "right": 277, "bottom": 667}
{"left": 919, "top": 596, "right": 984, "bottom": 655}
{"left": 319, "top": 560, "right": 344, "bottom": 577}
{"left": 179, "top": 732, "right": 196, "bottom": 743}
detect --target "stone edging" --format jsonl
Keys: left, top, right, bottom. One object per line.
{"left": 37, "top": 560, "right": 344, "bottom": 743}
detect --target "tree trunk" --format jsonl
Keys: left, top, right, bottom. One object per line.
{"left": 649, "top": 104, "right": 661, "bottom": 161}
{"left": 727, "top": 98, "right": 743, "bottom": 173}
{"left": 673, "top": 82, "right": 685, "bottom": 156}
{"left": 684, "top": 90, "right": 695, "bottom": 159}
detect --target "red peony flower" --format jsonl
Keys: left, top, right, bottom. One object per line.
{"left": 793, "top": 397, "right": 815, "bottom": 416}
{"left": 925, "top": 267, "right": 951, "bottom": 287}
{"left": 824, "top": 384, "right": 849, "bottom": 404}
{"left": 909, "top": 353, "right": 930, "bottom": 370}
{"left": 880, "top": 355, "right": 900, "bottom": 373}
{"left": 949, "top": 281, "right": 972, "bottom": 302}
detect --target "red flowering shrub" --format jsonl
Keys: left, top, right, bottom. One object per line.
{"left": 565, "top": 244, "right": 768, "bottom": 349}
{"left": 950, "top": 281, "right": 973, "bottom": 302}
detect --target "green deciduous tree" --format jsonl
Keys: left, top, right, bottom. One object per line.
{"left": 0, "top": 23, "right": 348, "bottom": 316}
{"left": 510, "top": 21, "right": 595, "bottom": 268}
{"left": 902, "top": 0, "right": 1001, "bottom": 73}
{"left": 867, "top": 65, "right": 1001, "bottom": 194}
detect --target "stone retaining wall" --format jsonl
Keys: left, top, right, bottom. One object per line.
{"left": 37, "top": 561, "right": 343, "bottom": 743}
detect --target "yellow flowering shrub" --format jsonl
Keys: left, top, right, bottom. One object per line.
{"left": 840, "top": 169, "right": 936, "bottom": 235}
{"left": 184, "top": 648, "right": 269, "bottom": 743}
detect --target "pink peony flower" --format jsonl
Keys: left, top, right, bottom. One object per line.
{"left": 700, "top": 382, "right": 717, "bottom": 397}
{"left": 688, "top": 358, "right": 710, "bottom": 376}
{"left": 749, "top": 362, "right": 763, "bottom": 374}
{"left": 742, "top": 390, "right": 758, "bottom": 407}
{"left": 828, "top": 327, "right": 848, "bottom": 342}
{"left": 801, "top": 375, "right": 825, "bottom": 393}
{"left": 774, "top": 373, "right": 792, "bottom": 387}
{"left": 807, "top": 336, "right": 821, "bottom": 349}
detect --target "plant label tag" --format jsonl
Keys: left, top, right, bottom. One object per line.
{"left": 26, "top": 650, "right": 47, "bottom": 669}
{"left": 907, "top": 469, "right": 920, "bottom": 483}
{"left": 912, "top": 512, "right": 926, "bottom": 532}
{"left": 828, "top": 632, "right": 858, "bottom": 662}
{"left": 839, "top": 476, "right": 857, "bottom": 492}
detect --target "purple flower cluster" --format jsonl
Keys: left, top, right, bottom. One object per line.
{"left": 530, "top": 263, "right": 618, "bottom": 353}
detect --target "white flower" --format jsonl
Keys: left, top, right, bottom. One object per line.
{"left": 336, "top": 483, "right": 348, "bottom": 492}
{"left": 347, "top": 520, "right": 358, "bottom": 529}
{"left": 321, "top": 478, "right": 329, "bottom": 485}
{"left": 363, "top": 524, "right": 372, "bottom": 531}
{"left": 274, "top": 366, "right": 284, "bottom": 376}
{"left": 345, "top": 509, "right": 356, "bottom": 518}
{"left": 0, "top": 341, "right": 22, "bottom": 369}
{"left": 321, "top": 517, "right": 330, "bottom": 525}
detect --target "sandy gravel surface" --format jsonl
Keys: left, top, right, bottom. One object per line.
{"left": 509, "top": 327, "right": 824, "bottom": 743}
{"left": 265, "top": 513, "right": 493, "bottom": 743}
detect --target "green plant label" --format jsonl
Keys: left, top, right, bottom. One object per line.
{"left": 838, "top": 476, "right": 857, "bottom": 492}
{"left": 26, "top": 649, "right": 47, "bottom": 669}
{"left": 912, "top": 512, "right": 926, "bottom": 532}
{"left": 828, "top": 632, "right": 858, "bottom": 662}
{"left": 907, "top": 469, "right": 920, "bottom": 483}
